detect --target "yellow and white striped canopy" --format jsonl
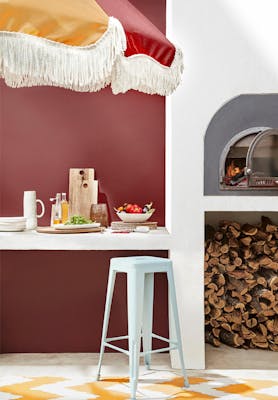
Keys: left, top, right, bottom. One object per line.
{"left": 0, "top": 0, "right": 183, "bottom": 95}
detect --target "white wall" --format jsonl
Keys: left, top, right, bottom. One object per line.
{"left": 167, "top": 0, "right": 278, "bottom": 369}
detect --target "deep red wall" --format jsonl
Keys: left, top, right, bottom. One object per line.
{"left": 0, "top": 1, "right": 168, "bottom": 352}
{"left": 1, "top": 251, "right": 168, "bottom": 353}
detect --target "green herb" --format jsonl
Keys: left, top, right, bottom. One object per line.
{"left": 65, "top": 215, "right": 94, "bottom": 225}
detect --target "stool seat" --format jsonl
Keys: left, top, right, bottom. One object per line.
{"left": 97, "top": 256, "right": 189, "bottom": 400}
{"left": 110, "top": 256, "right": 171, "bottom": 272}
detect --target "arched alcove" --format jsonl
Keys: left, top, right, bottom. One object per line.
{"left": 204, "top": 94, "right": 278, "bottom": 195}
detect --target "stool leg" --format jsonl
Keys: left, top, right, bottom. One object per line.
{"left": 128, "top": 270, "right": 145, "bottom": 400}
{"left": 142, "top": 273, "right": 154, "bottom": 370}
{"left": 97, "top": 268, "right": 116, "bottom": 380}
{"left": 167, "top": 267, "right": 189, "bottom": 389}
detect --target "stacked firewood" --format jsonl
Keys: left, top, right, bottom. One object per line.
{"left": 205, "top": 216, "right": 278, "bottom": 351}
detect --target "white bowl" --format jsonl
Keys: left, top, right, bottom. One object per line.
{"left": 116, "top": 211, "right": 154, "bottom": 223}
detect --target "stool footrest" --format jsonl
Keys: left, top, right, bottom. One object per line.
{"left": 152, "top": 333, "right": 178, "bottom": 346}
{"left": 104, "top": 332, "right": 178, "bottom": 357}
{"left": 104, "top": 342, "right": 177, "bottom": 357}
{"left": 104, "top": 342, "right": 129, "bottom": 355}
{"left": 105, "top": 333, "right": 177, "bottom": 345}
{"left": 106, "top": 335, "right": 129, "bottom": 343}
{"left": 143, "top": 345, "right": 177, "bottom": 355}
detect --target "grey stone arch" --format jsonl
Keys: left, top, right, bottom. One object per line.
{"left": 204, "top": 93, "right": 278, "bottom": 196}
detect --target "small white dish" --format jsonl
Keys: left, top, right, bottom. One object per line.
{"left": 134, "top": 226, "right": 150, "bottom": 233}
{"left": 54, "top": 223, "right": 101, "bottom": 230}
{"left": 0, "top": 225, "right": 26, "bottom": 232}
{"left": 0, "top": 222, "right": 26, "bottom": 227}
{"left": 117, "top": 210, "right": 154, "bottom": 223}
{"left": 0, "top": 217, "right": 27, "bottom": 223}
{"left": 0, "top": 217, "right": 26, "bottom": 232}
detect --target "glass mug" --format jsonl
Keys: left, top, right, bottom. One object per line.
{"left": 90, "top": 203, "right": 109, "bottom": 227}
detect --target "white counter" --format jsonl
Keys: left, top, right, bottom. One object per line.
{"left": 0, "top": 227, "right": 171, "bottom": 250}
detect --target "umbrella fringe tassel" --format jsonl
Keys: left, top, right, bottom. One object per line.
{"left": 111, "top": 47, "right": 184, "bottom": 96}
{"left": 0, "top": 17, "right": 126, "bottom": 92}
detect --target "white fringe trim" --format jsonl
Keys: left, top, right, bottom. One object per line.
{"left": 111, "top": 47, "right": 184, "bottom": 96}
{"left": 0, "top": 17, "right": 126, "bottom": 92}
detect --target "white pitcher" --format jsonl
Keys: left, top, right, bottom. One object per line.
{"left": 23, "top": 191, "right": 45, "bottom": 230}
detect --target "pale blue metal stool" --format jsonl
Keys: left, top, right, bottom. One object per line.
{"left": 97, "top": 256, "right": 189, "bottom": 400}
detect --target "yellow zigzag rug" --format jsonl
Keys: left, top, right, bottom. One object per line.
{"left": 0, "top": 372, "right": 278, "bottom": 399}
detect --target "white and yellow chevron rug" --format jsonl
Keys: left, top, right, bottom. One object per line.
{"left": 0, "top": 371, "right": 278, "bottom": 400}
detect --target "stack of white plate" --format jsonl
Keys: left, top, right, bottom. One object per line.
{"left": 0, "top": 217, "right": 27, "bottom": 232}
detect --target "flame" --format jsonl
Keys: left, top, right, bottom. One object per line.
{"left": 226, "top": 160, "right": 243, "bottom": 177}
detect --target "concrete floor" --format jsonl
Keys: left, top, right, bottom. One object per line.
{"left": 206, "top": 343, "right": 278, "bottom": 370}
{"left": 0, "top": 352, "right": 278, "bottom": 382}
{"left": 0, "top": 353, "right": 171, "bottom": 377}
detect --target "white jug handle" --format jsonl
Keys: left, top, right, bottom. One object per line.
{"left": 36, "top": 199, "right": 45, "bottom": 218}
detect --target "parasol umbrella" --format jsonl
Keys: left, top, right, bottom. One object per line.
{"left": 99, "top": 0, "right": 183, "bottom": 95}
{"left": 0, "top": 0, "right": 183, "bottom": 95}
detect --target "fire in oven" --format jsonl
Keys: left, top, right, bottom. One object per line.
{"left": 220, "top": 127, "right": 278, "bottom": 190}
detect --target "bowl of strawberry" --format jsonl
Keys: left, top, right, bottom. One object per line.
{"left": 114, "top": 202, "right": 155, "bottom": 223}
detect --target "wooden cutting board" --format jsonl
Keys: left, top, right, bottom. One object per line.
{"left": 69, "top": 168, "right": 98, "bottom": 219}
{"left": 37, "top": 226, "right": 104, "bottom": 234}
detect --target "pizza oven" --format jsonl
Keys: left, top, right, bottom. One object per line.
{"left": 204, "top": 94, "right": 278, "bottom": 196}
{"left": 220, "top": 127, "right": 278, "bottom": 190}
